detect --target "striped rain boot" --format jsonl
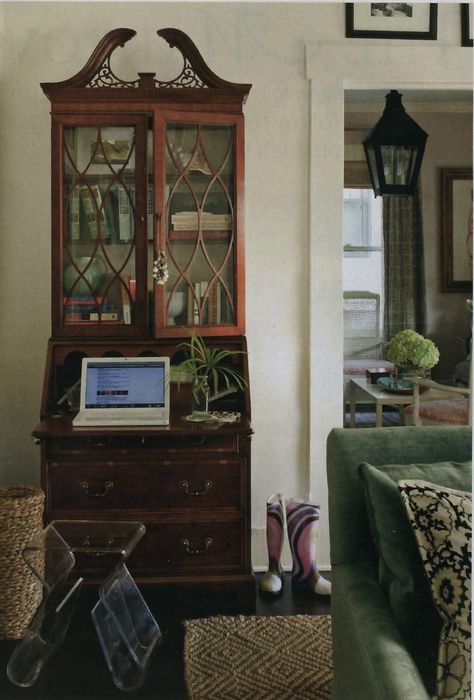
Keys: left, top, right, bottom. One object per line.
{"left": 286, "top": 497, "right": 331, "bottom": 596}
{"left": 259, "top": 493, "right": 285, "bottom": 596}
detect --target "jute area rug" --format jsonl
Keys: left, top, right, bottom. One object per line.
{"left": 183, "top": 614, "right": 332, "bottom": 700}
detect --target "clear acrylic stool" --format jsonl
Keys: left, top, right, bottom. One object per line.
{"left": 7, "top": 520, "right": 161, "bottom": 691}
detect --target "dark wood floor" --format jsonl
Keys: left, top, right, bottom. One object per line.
{"left": 0, "top": 572, "right": 331, "bottom": 700}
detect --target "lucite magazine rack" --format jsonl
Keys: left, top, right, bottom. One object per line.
{"left": 7, "top": 520, "right": 161, "bottom": 691}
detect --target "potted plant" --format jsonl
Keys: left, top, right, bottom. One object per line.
{"left": 176, "top": 333, "right": 247, "bottom": 421}
{"left": 386, "top": 329, "right": 439, "bottom": 383}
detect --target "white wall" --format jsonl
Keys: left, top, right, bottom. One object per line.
{"left": 0, "top": 2, "right": 471, "bottom": 571}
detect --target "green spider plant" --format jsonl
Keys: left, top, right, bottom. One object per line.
{"left": 177, "top": 333, "right": 247, "bottom": 417}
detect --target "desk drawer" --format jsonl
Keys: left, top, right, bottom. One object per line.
{"left": 128, "top": 520, "right": 244, "bottom": 574}
{"left": 49, "top": 433, "right": 240, "bottom": 458}
{"left": 48, "top": 460, "right": 244, "bottom": 511}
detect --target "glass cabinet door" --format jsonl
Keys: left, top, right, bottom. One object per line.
{"left": 155, "top": 115, "right": 243, "bottom": 336}
{"left": 56, "top": 115, "right": 148, "bottom": 335}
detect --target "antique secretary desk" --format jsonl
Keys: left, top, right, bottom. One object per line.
{"left": 33, "top": 28, "right": 255, "bottom": 610}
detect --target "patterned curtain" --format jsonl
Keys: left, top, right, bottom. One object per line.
{"left": 383, "top": 185, "right": 427, "bottom": 340}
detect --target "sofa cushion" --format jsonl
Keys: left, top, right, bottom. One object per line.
{"left": 358, "top": 460, "right": 472, "bottom": 693}
{"left": 398, "top": 480, "right": 471, "bottom": 700}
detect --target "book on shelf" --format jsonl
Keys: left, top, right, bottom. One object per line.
{"left": 121, "top": 281, "right": 132, "bottom": 325}
{"left": 171, "top": 211, "right": 232, "bottom": 231}
{"left": 63, "top": 295, "right": 108, "bottom": 313}
{"left": 185, "top": 282, "right": 203, "bottom": 325}
{"left": 118, "top": 188, "right": 133, "bottom": 242}
{"left": 193, "top": 282, "right": 201, "bottom": 324}
{"left": 69, "top": 188, "right": 81, "bottom": 240}
{"left": 201, "top": 281, "right": 209, "bottom": 324}
{"left": 187, "top": 286, "right": 194, "bottom": 325}
{"left": 79, "top": 185, "right": 110, "bottom": 240}
{"left": 64, "top": 304, "right": 110, "bottom": 314}
{"left": 65, "top": 312, "right": 93, "bottom": 322}
{"left": 63, "top": 295, "right": 106, "bottom": 304}
{"left": 219, "top": 281, "right": 229, "bottom": 323}
{"left": 88, "top": 311, "right": 120, "bottom": 321}
{"left": 147, "top": 186, "right": 154, "bottom": 240}
{"left": 104, "top": 189, "right": 119, "bottom": 243}
{"left": 209, "top": 284, "right": 218, "bottom": 325}
{"left": 216, "top": 282, "right": 222, "bottom": 323}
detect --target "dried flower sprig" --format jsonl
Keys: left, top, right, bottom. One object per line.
{"left": 153, "top": 250, "right": 169, "bottom": 285}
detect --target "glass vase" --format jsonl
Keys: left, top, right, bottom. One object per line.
{"left": 190, "top": 378, "right": 211, "bottom": 421}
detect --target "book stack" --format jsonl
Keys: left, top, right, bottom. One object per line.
{"left": 64, "top": 296, "right": 122, "bottom": 324}
{"left": 171, "top": 212, "right": 232, "bottom": 231}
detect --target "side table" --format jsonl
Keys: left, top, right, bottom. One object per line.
{"left": 7, "top": 520, "right": 161, "bottom": 691}
{"left": 349, "top": 376, "right": 414, "bottom": 427}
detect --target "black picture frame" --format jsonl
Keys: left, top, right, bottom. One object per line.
{"left": 346, "top": 4, "right": 438, "bottom": 40}
{"left": 461, "top": 4, "right": 473, "bottom": 47}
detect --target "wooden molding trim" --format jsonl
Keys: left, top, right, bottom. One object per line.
{"left": 41, "top": 27, "right": 252, "bottom": 101}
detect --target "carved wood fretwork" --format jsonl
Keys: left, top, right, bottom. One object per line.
{"left": 41, "top": 27, "right": 251, "bottom": 98}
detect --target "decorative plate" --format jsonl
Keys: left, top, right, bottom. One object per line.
{"left": 377, "top": 377, "right": 413, "bottom": 394}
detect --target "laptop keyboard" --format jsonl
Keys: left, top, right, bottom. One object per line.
{"left": 73, "top": 414, "right": 168, "bottom": 426}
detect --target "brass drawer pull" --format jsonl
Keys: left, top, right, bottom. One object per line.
{"left": 88, "top": 437, "right": 112, "bottom": 448}
{"left": 180, "top": 537, "right": 213, "bottom": 555}
{"left": 179, "top": 479, "right": 213, "bottom": 497}
{"left": 80, "top": 480, "right": 114, "bottom": 498}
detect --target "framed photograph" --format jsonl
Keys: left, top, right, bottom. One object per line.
{"left": 461, "top": 4, "right": 473, "bottom": 47}
{"left": 346, "top": 4, "right": 438, "bottom": 40}
{"left": 441, "top": 168, "right": 473, "bottom": 293}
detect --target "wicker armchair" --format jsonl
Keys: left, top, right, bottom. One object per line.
{"left": 344, "top": 291, "right": 384, "bottom": 360}
{"left": 343, "top": 292, "right": 394, "bottom": 404}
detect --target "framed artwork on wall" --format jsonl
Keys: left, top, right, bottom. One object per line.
{"left": 345, "top": 3, "right": 438, "bottom": 40}
{"left": 461, "top": 4, "right": 473, "bottom": 47}
{"left": 441, "top": 168, "right": 473, "bottom": 293}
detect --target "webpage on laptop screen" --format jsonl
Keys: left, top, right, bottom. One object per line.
{"left": 85, "top": 363, "right": 166, "bottom": 409}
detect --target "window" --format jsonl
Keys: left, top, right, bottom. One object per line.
{"left": 343, "top": 188, "right": 384, "bottom": 334}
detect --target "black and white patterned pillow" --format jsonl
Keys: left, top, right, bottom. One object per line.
{"left": 398, "top": 479, "right": 471, "bottom": 700}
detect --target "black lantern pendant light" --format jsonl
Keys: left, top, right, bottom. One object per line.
{"left": 363, "top": 90, "right": 428, "bottom": 197}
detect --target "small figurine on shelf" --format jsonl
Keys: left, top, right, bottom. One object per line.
{"left": 176, "top": 333, "right": 247, "bottom": 422}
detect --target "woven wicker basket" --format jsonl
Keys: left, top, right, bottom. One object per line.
{"left": 0, "top": 486, "right": 44, "bottom": 639}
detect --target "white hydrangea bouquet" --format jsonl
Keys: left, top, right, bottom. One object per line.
{"left": 386, "top": 329, "right": 439, "bottom": 378}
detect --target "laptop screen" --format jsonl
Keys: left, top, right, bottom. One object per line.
{"left": 85, "top": 360, "right": 167, "bottom": 409}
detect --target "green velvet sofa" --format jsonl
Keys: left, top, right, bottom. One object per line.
{"left": 326, "top": 425, "right": 472, "bottom": 700}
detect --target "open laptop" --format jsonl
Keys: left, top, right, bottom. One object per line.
{"left": 73, "top": 356, "right": 170, "bottom": 427}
